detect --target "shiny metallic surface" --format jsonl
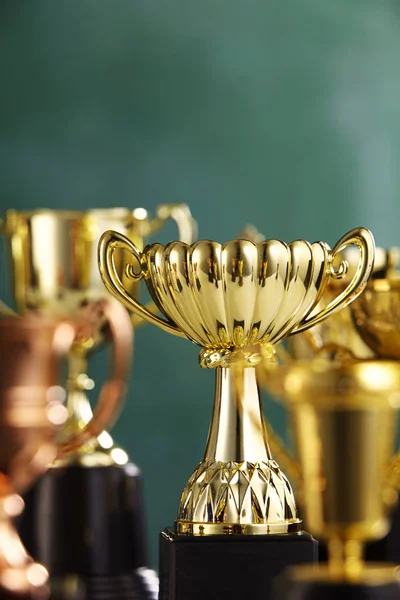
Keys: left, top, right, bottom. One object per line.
{"left": 289, "top": 246, "right": 400, "bottom": 362}
{"left": 177, "top": 366, "right": 301, "bottom": 534}
{"left": 266, "top": 360, "right": 400, "bottom": 583}
{"left": 99, "top": 228, "right": 374, "bottom": 535}
{"left": 99, "top": 228, "right": 374, "bottom": 350}
{"left": 0, "top": 206, "right": 195, "bottom": 466}
{"left": 352, "top": 275, "right": 400, "bottom": 360}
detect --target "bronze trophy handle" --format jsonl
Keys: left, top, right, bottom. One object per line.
{"left": 57, "top": 298, "right": 133, "bottom": 456}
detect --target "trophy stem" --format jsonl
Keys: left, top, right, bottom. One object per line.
{"left": 53, "top": 349, "right": 125, "bottom": 466}
{"left": 65, "top": 350, "right": 94, "bottom": 432}
{"left": 328, "top": 537, "right": 364, "bottom": 580}
{"left": 204, "top": 366, "right": 271, "bottom": 463}
{"left": 177, "top": 366, "right": 301, "bottom": 534}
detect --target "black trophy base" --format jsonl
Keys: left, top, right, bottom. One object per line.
{"left": 18, "top": 463, "right": 149, "bottom": 576}
{"left": 159, "top": 527, "right": 318, "bottom": 600}
{"left": 49, "top": 569, "right": 159, "bottom": 600}
{"left": 279, "top": 579, "right": 400, "bottom": 600}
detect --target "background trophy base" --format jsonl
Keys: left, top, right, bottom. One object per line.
{"left": 18, "top": 462, "right": 158, "bottom": 599}
{"left": 49, "top": 571, "right": 159, "bottom": 600}
{"left": 159, "top": 527, "right": 318, "bottom": 600}
{"left": 278, "top": 579, "right": 400, "bottom": 599}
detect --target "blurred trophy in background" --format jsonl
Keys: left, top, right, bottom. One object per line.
{"left": 0, "top": 310, "right": 130, "bottom": 600}
{"left": 268, "top": 244, "right": 400, "bottom": 565}
{"left": 98, "top": 226, "right": 374, "bottom": 600}
{"left": 266, "top": 360, "right": 400, "bottom": 600}
{"left": 0, "top": 206, "right": 195, "bottom": 600}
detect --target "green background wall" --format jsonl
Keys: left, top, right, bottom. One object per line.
{"left": 1, "top": 1, "right": 400, "bottom": 567}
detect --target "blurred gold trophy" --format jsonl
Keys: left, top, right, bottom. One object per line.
{"left": 0, "top": 206, "right": 195, "bottom": 594}
{"left": 0, "top": 311, "right": 131, "bottom": 600}
{"left": 266, "top": 360, "right": 400, "bottom": 599}
{"left": 98, "top": 227, "right": 374, "bottom": 600}
{"left": 0, "top": 206, "right": 196, "bottom": 459}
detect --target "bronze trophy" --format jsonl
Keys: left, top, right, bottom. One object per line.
{"left": 0, "top": 310, "right": 131, "bottom": 599}
{"left": 0, "top": 207, "right": 195, "bottom": 599}
{"left": 98, "top": 226, "right": 374, "bottom": 600}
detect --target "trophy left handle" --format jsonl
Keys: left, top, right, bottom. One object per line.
{"left": 293, "top": 227, "right": 375, "bottom": 334}
{"left": 98, "top": 230, "right": 186, "bottom": 339}
{"left": 148, "top": 203, "right": 197, "bottom": 245}
{"left": 57, "top": 298, "right": 133, "bottom": 455}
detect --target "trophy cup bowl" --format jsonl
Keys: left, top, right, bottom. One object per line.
{"left": 351, "top": 276, "right": 400, "bottom": 361}
{"left": 266, "top": 359, "right": 400, "bottom": 598}
{"left": 0, "top": 313, "right": 131, "bottom": 600}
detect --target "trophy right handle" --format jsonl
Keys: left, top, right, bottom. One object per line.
{"left": 98, "top": 230, "right": 186, "bottom": 339}
{"left": 57, "top": 298, "right": 134, "bottom": 455}
{"left": 293, "top": 227, "right": 375, "bottom": 334}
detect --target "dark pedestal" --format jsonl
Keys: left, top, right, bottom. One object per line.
{"left": 159, "top": 527, "right": 318, "bottom": 600}
{"left": 278, "top": 579, "right": 400, "bottom": 599}
{"left": 18, "top": 463, "right": 158, "bottom": 600}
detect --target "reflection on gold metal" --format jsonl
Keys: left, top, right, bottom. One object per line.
{"left": 0, "top": 315, "right": 129, "bottom": 598}
{"left": 266, "top": 359, "right": 400, "bottom": 584}
{"left": 350, "top": 248, "right": 400, "bottom": 360}
{"left": 98, "top": 228, "right": 374, "bottom": 535}
{"left": 0, "top": 206, "right": 196, "bottom": 467}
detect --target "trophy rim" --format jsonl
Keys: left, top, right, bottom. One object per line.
{"left": 5, "top": 207, "right": 135, "bottom": 220}
{"left": 175, "top": 518, "right": 302, "bottom": 536}
{"left": 268, "top": 359, "right": 400, "bottom": 408}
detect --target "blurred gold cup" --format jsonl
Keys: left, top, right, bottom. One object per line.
{"left": 266, "top": 359, "right": 400, "bottom": 587}
{"left": 0, "top": 206, "right": 196, "bottom": 464}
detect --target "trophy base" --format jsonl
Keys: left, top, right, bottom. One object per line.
{"left": 49, "top": 570, "right": 159, "bottom": 600}
{"left": 279, "top": 579, "right": 400, "bottom": 599}
{"left": 18, "top": 462, "right": 149, "bottom": 575}
{"left": 159, "top": 527, "right": 318, "bottom": 600}
{"left": 276, "top": 564, "right": 400, "bottom": 599}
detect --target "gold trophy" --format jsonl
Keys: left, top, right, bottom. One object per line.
{"left": 266, "top": 359, "right": 400, "bottom": 599}
{"left": 98, "top": 227, "right": 374, "bottom": 600}
{"left": 0, "top": 206, "right": 195, "bottom": 595}
{"left": 0, "top": 310, "right": 131, "bottom": 600}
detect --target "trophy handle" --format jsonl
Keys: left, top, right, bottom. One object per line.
{"left": 147, "top": 203, "right": 197, "bottom": 245}
{"left": 130, "top": 204, "right": 197, "bottom": 329}
{"left": 292, "top": 227, "right": 375, "bottom": 334}
{"left": 57, "top": 298, "right": 133, "bottom": 455}
{"left": 98, "top": 230, "right": 186, "bottom": 339}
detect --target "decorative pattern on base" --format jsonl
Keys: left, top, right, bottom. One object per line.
{"left": 177, "top": 460, "right": 301, "bottom": 534}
